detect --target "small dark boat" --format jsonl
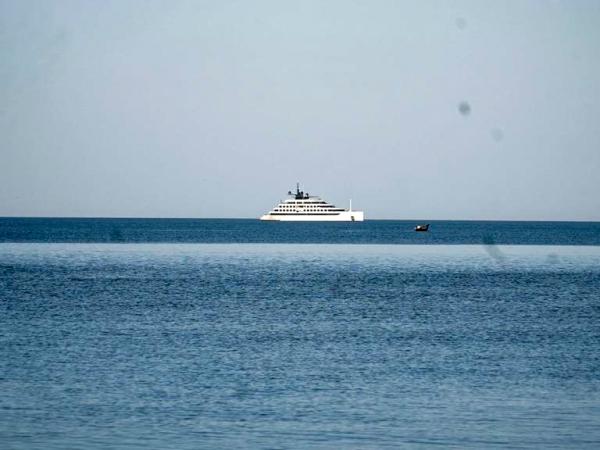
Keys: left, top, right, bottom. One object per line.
{"left": 415, "top": 224, "right": 429, "bottom": 232}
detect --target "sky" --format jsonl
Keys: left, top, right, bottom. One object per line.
{"left": 1, "top": 0, "right": 599, "bottom": 220}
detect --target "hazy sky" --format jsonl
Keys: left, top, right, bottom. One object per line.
{"left": 1, "top": 0, "right": 599, "bottom": 220}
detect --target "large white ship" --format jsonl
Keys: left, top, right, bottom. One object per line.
{"left": 260, "top": 184, "right": 364, "bottom": 222}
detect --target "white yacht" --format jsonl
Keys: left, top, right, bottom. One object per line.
{"left": 260, "top": 184, "right": 364, "bottom": 222}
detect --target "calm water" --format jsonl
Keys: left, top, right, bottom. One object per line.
{"left": 1, "top": 220, "right": 600, "bottom": 448}
{"left": 1, "top": 217, "right": 600, "bottom": 245}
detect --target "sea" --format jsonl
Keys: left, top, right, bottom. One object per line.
{"left": 1, "top": 218, "right": 600, "bottom": 449}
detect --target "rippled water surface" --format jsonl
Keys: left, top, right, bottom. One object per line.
{"left": 1, "top": 243, "right": 600, "bottom": 449}
{"left": 2, "top": 218, "right": 600, "bottom": 245}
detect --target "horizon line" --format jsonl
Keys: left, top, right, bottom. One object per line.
{"left": 1, "top": 216, "right": 599, "bottom": 223}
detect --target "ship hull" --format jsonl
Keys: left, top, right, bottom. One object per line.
{"left": 260, "top": 211, "right": 364, "bottom": 222}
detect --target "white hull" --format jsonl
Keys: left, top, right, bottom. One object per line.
{"left": 260, "top": 211, "right": 364, "bottom": 222}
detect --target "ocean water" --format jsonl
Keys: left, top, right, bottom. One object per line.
{"left": 1, "top": 217, "right": 600, "bottom": 245}
{"left": 1, "top": 221, "right": 600, "bottom": 448}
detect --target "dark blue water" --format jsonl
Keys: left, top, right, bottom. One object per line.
{"left": 1, "top": 221, "right": 600, "bottom": 448}
{"left": 1, "top": 217, "right": 600, "bottom": 245}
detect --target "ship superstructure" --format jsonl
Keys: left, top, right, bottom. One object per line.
{"left": 260, "top": 184, "right": 364, "bottom": 222}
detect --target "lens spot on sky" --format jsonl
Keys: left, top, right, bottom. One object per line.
{"left": 456, "top": 17, "right": 467, "bottom": 30}
{"left": 458, "top": 101, "right": 471, "bottom": 116}
{"left": 491, "top": 128, "right": 504, "bottom": 142}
